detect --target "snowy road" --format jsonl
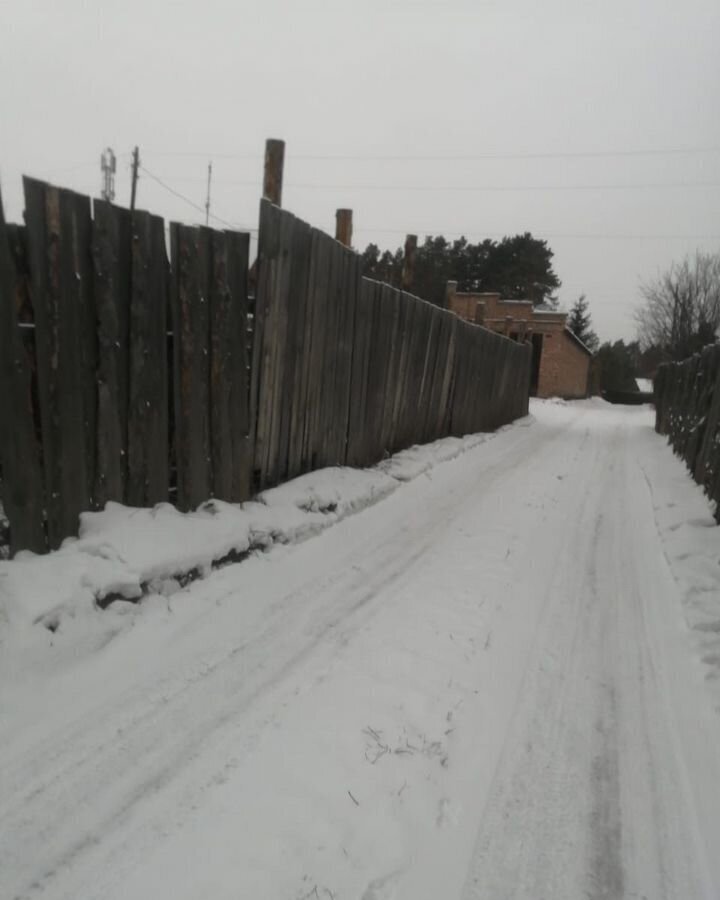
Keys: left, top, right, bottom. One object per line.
{"left": 2, "top": 400, "right": 720, "bottom": 899}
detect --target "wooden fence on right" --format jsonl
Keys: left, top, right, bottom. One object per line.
{"left": 654, "top": 344, "right": 720, "bottom": 522}
{"left": 0, "top": 183, "right": 531, "bottom": 557}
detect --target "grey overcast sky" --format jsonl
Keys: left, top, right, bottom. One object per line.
{"left": 1, "top": 0, "right": 719, "bottom": 342}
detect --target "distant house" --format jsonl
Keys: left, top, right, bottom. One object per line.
{"left": 446, "top": 283, "right": 593, "bottom": 399}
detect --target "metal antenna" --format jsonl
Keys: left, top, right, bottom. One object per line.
{"left": 100, "top": 147, "right": 116, "bottom": 202}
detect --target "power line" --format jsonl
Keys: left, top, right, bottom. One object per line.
{"left": 353, "top": 227, "right": 720, "bottom": 241}
{"left": 288, "top": 180, "right": 720, "bottom": 192}
{"left": 140, "top": 145, "right": 720, "bottom": 162}
{"left": 138, "top": 176, "right": 720, "bottom": 192}
{"left": 138, "top": 165, "right": 257, "bottom": 231}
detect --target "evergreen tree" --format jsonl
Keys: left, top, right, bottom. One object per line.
{"left": 567, "top": 294, "right": 599, "bottom": 352}
{"left": 595, "top": 340, "right": 640, "bottom": 392}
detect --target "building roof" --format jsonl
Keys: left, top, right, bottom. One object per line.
{"left": 563, "top": 327, "right": 595, "bottom": 357}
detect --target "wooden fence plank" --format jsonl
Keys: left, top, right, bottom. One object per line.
{"left": 276, "top": 216, "right": 311, "bottom": 482}
{"left": 334, "top": 246, "right": 359, "bottom": 465}
{"left": 92, "top": 200, "right": 131, "bottom": 506}
{"left": 170, "top": 223, "right": 211, "bottom": 509}
{"left": 346, "top": 277, "right": 374, "bottom": 467}
{"left": 251, "top": 200, "right": 282, "bottom": 489}
{"left": 73, "top": 192, "right": 97, "bottom": 507}
{"left": 0, "top": 195, "right": 46, "bottom": 554}
{"left": 307, "top": 231, "right": 331, "bottom": 469}
{"left": 224, "top": 230, "right": 251, "bottom": 500}
{"left": 127, "top": 210, "right": 168, "bottom": 507}
{"left": 315, "top": 235, "right": 343, "bottom": 467}
{"left": 285, "top": 220, "right": 313, "bottom": 480}
{"left": 261, "top": 208, "right": 294, "bottom": 487}
{"left": 208, "top": 230, "right": 234, "bottom": 501}
{"left": 23, "top": 178, "right": 90, "bottom": 547}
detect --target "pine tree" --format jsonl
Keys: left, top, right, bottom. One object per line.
{"left": 567, "top": 294, "right": 599, "bottom": 351}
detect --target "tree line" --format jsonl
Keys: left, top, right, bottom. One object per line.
{"left": 360, "top": 232, "right": 561, "bottom": 309}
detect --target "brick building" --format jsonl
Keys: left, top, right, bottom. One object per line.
{"left": 446, "top": 283, "right": 593, "bottom": 399}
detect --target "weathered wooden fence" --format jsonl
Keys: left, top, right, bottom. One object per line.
{"left": 654, "top": 344, "right": 720, "bottom": 522}
{"left": 0, "top": 182, "right": 530, "bottom": 556}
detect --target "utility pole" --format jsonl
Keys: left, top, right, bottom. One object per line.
{"left": 335, "top": 208, "right": 353, "bottom": 247}
{"left": 205, "top": 162, "right": 212, "bottom": 226}
{"left": 100, "top": 147, "right": 116, "bottom": 202}
{"left": 130, "top": 146, "right": 140, "bottom": 212}
{"left": 263, "top": 138, "right": 285, "bottom": 206}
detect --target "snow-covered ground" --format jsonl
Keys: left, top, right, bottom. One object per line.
{"left": 2, "top": 399, "right": 720, "bottom": 899}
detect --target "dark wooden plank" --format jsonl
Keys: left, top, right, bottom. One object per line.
{"left": 261, "top": 208, "right": 294, "bottom": 487}
{"left": 0, "top": 194, "right": 46, "bottom": 554}
{"left": 378, "top": 287, "right": 402, "bottom": 455}
{"left": 127, "top": 210, "right": 168, "bottom": 507}
{"left": 303, "top": 231, "right": 332, "bottom": 470}
{"left": 358, "top": 280, "right": 382, "bottom": 463}
{"left": 346, "top": 277, "right": 374, "bottom": 467}
{"left": 24, "top": 178, "right": 90, "bottom": 547}
{"left": 418, "top": 306, "right": 442, "bottom": 444}
{"left": 285, "top": 219, "right": 314, "bottom": 480}
{"left": 224, "top": 230, "right": 251, "bottom": 501}
{"left": 411, "top": 300, "right": 434, "bottom": 445}
{"left": 389, "top": 293, "right": 415, "bottom": 453}
{"left": 367, "top": 284, "right": 395, "bottom": 459}
{"left": 248, "top": 200, "right": 277, "bottom": 491}
{"left": 298, "top": 230, "right": 327, "bottom": 473}
{"left": 437, "top": 313, "right": 458, "bottom": 438}
{"left": 170, "top": 223, "right": 210, "bottom": 509}
{"left": 250, "top": 200, "right": 283, "bottom": 490}
{"left": 208, "top": 230, "right": 233, "bottom": 500}
{"left": 334, "top": 245, "right": 359, "bottom": 465}
{"left": 92, "top": 200, "right": 131, "bottom": 506}
{"left": 277, "top": 215, "right": 311, "bottom": 482}
{"left": 72, "top": 192, "right": 97, "bottom": 507}
{"left": 316, "top": 234, "right": 344, "bottom": 467}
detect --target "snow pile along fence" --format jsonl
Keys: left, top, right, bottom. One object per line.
{"left": 654, "top": 344, "right": 720, "bottom": 521}
{"left": 0, "top": 182, "right": 531, "bottom": 556}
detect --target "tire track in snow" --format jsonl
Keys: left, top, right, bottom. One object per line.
{"left": 1, "top": 416, "right": 573, "bottom": 900}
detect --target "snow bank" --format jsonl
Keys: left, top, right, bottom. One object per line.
{"left": 637, "top": 429, "right": 720, "bottom": 711}
{"left": 0, "top": 430, "right": 508, "bottom": 639}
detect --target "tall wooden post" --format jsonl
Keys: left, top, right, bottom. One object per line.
{"left": 335, "top": 208, "right": 353, "bottom": 247}
{"left": 263, "top": 139, "right": 285, "bottom": 207}
{"left": 401, "top": 233, "right": 417, "bottom": 292}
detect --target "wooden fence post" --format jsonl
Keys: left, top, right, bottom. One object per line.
{"left": 0, "top": 192, "right": 46, "bottom": 554}
{"left": 263, "top": 139, "right": 285, "bottom": 207}
{"left": 335, "top": 209, "right": 353, "bottom": 247}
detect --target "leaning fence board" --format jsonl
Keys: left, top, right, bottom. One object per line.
{"left": 92, "top": 200, "right": 131, "bottom": 506}
{"left": 0, "top": 195, "right": 46, "bottom": 554}
{"left": 346, "top": 277, "right": 374, "bottom": 467}
{"left": 170, "top": 224, "right": 211, "bottom": 509}
{"left": 276, "top": 216, "right": 312, "bottom": 482}
{"left": 285, "top": 219, "right": 314, "bottom": 480}
{"left": 208, "top": 230, "right": 234, "bottom": 501}
{"left": 251, "top": 200, "right": 283, "bottom": 489}
{"left": 222, "top": 230, "right": 251, "bottom": 501}
{"left": 127, "top": 210, "right": 168, "bottom": 507}
{"left": 23, "top": 178, "right": 91, "bottom": 548}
